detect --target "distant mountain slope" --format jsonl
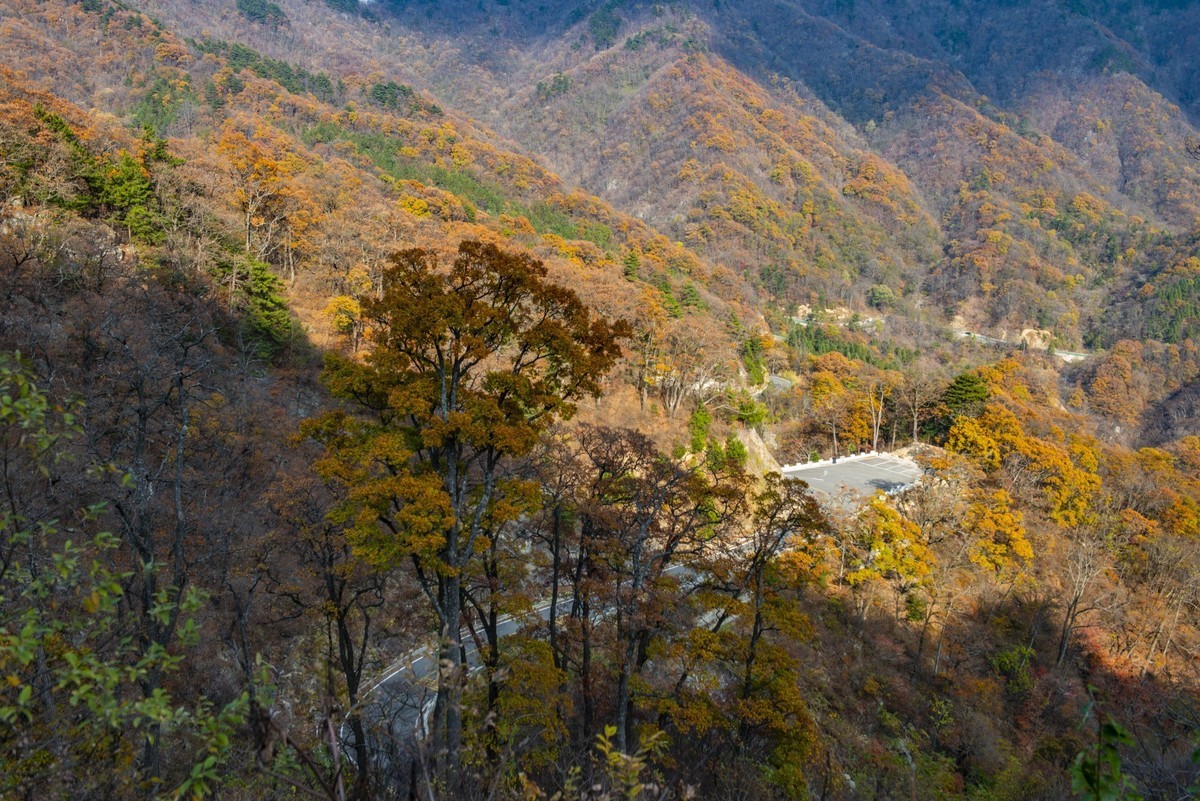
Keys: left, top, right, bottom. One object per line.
{"left": 1, "top": 0, "right": 766, "bottom": 365}
{"left": 790, "top": 0, "right": 1200, "bottom": 123}
{"left": 57, "top": 0, "right": 1200, "bottom": 350}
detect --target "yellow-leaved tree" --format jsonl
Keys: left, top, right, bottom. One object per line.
{"left": 965, "top": 488, "right": 1034, "bottom": 583}
{"left": 843, "top": 497, "right": 936, "bottom": 624}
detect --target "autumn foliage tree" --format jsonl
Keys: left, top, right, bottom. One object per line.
{"left": 567, "top": 425, "right": 747, "bottom": 753}
{"left": 706, "top": 475, "right": 828, "bottom": 792}
{"left": 304, "top": 240, "right": 628, "bottom": 781}
{"left": 842, "top": 497, "right": 935, "bottom": 624}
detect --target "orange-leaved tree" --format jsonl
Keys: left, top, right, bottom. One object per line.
{"left": 302, "top": 240, "right": 628, "bottom": 781}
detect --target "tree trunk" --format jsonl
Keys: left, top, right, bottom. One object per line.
{"left": 738, "top": 606, "right": 766, "bottom": 741}
{"left": 483, "top": 599, "right": 500, "bottom": 759}
{"left": 910, "top": 600, "right": 936, "bottom": 680}
{"left": 336, "top": 605, "right": 372, "bottom": 793}
{"left": 614, "top": 634, "right": 638, "bottom": 753}
{"left": 435, "top": 571, "right": 463, "bottom": 781}
{"left": 931, "top": 598, "right": 954, "bottom": 677}
{"left": 1057, "top": 594, "right": 1080, "bottom": 667}
{"left": 581, "top": 597, "right": 594, "bottom": 740}
{"left": 549, "top": 506, "right": 563, "bottom": 670}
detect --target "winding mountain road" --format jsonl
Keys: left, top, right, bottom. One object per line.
{"left": 956, "top": 330, "right": 1091, "bottom": 362}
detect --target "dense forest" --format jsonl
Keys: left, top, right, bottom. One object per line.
{"left": 1, "top": 0, "right": 1199, "bottom": 799}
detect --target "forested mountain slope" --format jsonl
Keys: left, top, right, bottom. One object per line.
{"left": 119, "top": 0, "right": 1200, "bottom": 352}
{"left": 2, "top": 1, "right": 1200, "bottom": 799}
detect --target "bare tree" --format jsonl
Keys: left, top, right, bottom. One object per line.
{"left": 896, "top": 365, "right": 944, "bottom": 445}
{"left": 1124, "top": 535, "right": 1200, "bottom": 678}
{"left": 1057, "top": 527, "right": 1115, "bottom": 667}
{"left": 573, "top": 425, "right": 744, "bottom": 753}
{"left": 651, "top": 321, "right": 731, "bottom": 419}
{"left": 1186, "top": 134, "right": 1200, "bottom": 161}
{"left": 862, "top": 369, "right": 894, "bottom": 451}
{"left": 264, "top": 475, "right": 394, "bottom": 799}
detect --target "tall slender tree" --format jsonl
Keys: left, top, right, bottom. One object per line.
{"left": 304, "top": 240, "right": 628, "bottom": 782}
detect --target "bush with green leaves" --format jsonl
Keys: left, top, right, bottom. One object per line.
{"left": 990, "top": 644, "right": 1035, "bottom": 697}
{"left": 1070, "top": 715, "right": 1142, "bottom": 801}
{"left": 0, "top": 355, "right": 250, "bottom": 799}
{"left": 688, "top": 405, "right": 712, "bottom": 453}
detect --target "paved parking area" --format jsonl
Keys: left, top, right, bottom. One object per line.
{"left": 781, "top": 453, "right": 922, "bottom": 503}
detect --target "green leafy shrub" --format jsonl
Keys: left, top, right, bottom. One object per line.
{"left": 991, "top": 645, "right": 1035, "bottom": 697}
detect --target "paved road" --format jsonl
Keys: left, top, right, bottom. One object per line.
{"left": 352, "top": 453, "right": 923, "bottom": 777}
{"left": 956, "top": 330, "right": 1090, "bottom": 362}
{"left": 351, "top": 595, "right": 579, "bottom": 776}
{"left": 781, "top": 452, "right": 922, "bottom": 504}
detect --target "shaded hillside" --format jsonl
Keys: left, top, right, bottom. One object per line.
{"left": 794, "top": 0, "right": 1200, "bottom": 124}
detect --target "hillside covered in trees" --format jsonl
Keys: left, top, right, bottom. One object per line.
{"left": 1, "top": 0, "right": 1199, "bottom": 799}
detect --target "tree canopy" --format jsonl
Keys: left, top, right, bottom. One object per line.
{"left": 305, "top": 240, "right": 629, "bottom": 777}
